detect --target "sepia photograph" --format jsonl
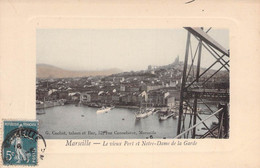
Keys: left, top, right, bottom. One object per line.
{"left": 36, "top": 28, "right": 230, "bottom": 139}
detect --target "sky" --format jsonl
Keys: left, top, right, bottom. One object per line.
{"left": 37, "top": 28, "right": 229, "bottom": 72}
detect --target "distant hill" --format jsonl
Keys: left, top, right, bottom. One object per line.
{"left": 37, "top": 64, "right": 122, "bottom": 79}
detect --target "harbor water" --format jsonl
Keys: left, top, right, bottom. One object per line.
{"left": 37, "top": 103, "right": 218, "bottom": 139}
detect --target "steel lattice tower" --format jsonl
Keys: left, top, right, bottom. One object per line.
{"left": 175, "top": 27, "right": 230, "bottom": 139}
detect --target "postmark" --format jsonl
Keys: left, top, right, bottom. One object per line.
{"left": 1, "top": 120, "right": 46, "bottom": 166}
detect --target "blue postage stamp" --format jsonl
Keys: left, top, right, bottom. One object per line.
{"left": 2, "top": 120, "right": 39, "bottom": 166}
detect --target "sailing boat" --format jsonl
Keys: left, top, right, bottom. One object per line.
{"left": 135, "top": 107, "right": 148, "bottom": 119}
{"left": 145, "top": 98, "right": 154, "bottom": 116}
{"left": 135, "top": 97, "right": 153, "bottom": 119}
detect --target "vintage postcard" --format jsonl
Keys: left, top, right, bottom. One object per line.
{"left": 0, "top": 0, "right": 259, "bottom": 167}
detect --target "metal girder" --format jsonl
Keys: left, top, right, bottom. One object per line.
{"left": 184, "top": 27, "right": 229, "bottom": 56}
{"left": 174, "top": 108, "right": 224, "bottom": 139}
{"left": 185, "top": 90, "right": 229, "bottom": 101}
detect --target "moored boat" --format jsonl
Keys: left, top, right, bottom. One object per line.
{"left": 135, "top": 107, "right": 154, "bottom": 119}
{"left": 96, "top": 106, "right": 111, "bottom": 113}
{"left": 36, "top": 99, "right": 66, "bottom": 110}
{"left": 88, "top": 103, "right": 102, "bottom": 108}
{"left": 36, "top": 110, "right": 46, "bottom": 115}
{"left": 135, "top": 111, "right": 148, "bottom": 119}
{"left": 159, "top": 113, "right": 174, "bottom": 121}
{"left": 183, "top": 107, "right": 202, "bottom": 114}
{"left": 146, "top": 109, "right": 153, "bottom": 116}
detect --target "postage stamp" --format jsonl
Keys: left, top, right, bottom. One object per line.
{"left": 1, "top": 120, "right": 40, "bottom": 166}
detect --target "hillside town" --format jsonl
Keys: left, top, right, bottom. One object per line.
{"left": 36, "top": 57, "right": 229, "bottom": 110}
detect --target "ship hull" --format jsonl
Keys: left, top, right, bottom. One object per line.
{"left": 96, "top": 107, "right": 111, "bottom": 113}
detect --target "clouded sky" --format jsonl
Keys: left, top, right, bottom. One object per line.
{"left": 37, "top": 28, "right": 229, "bottom": 72}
